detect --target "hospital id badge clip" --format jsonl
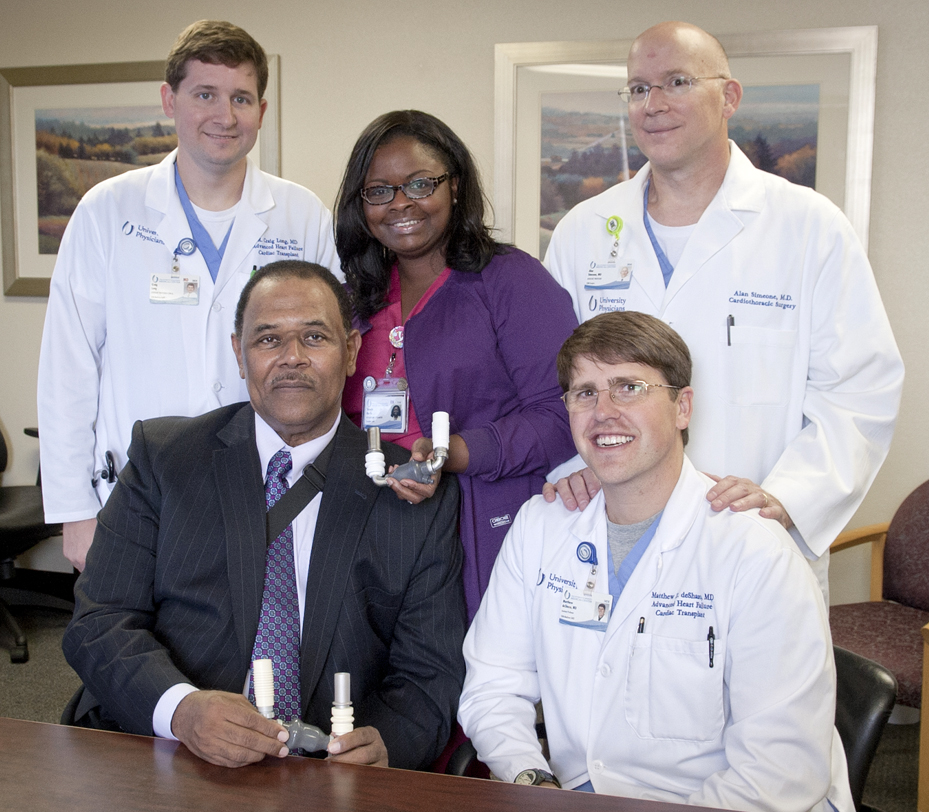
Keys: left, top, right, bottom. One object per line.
{"left": 149, "top": 274, "right": 200, "bottom": 305}
{"left": 361, "top": 377, "right": 409, "bottom": 434}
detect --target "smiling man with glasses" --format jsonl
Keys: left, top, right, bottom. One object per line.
{"left": 459, "top": 311, "right": 854, "bottom": 810}
{"left": 543, "top": 21, "right": 903, "bottom": 602}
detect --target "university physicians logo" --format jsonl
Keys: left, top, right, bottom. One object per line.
{"left": 588, "top": 295, "right": 598, "bottom": 312}
{"left": 122, "top": 221, "right": 134, "bottom": 236}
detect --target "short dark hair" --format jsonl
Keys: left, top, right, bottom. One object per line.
{"left": 165, "top": 20, "right": 269, "bottom": 99}
{"left": 333, "top": 110, "right": 505, "bottom": 321}
{"left": 557, "top": 312, "right": 692, "bottom": 444}
{"left": 234, "top": 261, "right": 352, "bottom": 337}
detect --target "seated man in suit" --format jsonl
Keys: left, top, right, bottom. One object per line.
{"left": 458, "top": 312, "right": 853, "bottom": 811}
{"left": 63, "top": 260, "right": 466, "bottom": 769}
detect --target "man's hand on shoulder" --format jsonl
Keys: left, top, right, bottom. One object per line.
{"left": 541, "top": 467, "right": 601, "bottom": 511}
{"left": 327, "top": 726, "right": 389, "bottom": 767}
{"left": 705, "top": 474, "right": 793, "bottom": 530}
{"left": 171, "top": 691, "right": 290, "bottom": 767}
{"left": 63, "top": 518, "right": 97, "bottom": 571}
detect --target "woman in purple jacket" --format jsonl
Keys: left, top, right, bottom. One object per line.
{"left": 335, "top": 110, "right": 578, "bottom": 620}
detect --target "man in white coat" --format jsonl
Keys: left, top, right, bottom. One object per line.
{"left": 37, "top": 21, "right": 338, "bottom": 569}
{"left": 543, "top": 21, "right": 903, "bottom": 598}
{"left": 459, "top": 311, "right": 853, "bottom": 811}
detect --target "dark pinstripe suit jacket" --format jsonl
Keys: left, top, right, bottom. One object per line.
{"left": 63, "top": 403, "right": 466, "bottom": 770}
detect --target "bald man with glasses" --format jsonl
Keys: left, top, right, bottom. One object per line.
{"left": 543, "top": 21, "right": 903, "bottom": 601}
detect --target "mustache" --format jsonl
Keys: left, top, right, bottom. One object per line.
{"left": 271, "top": 372, "right": 314, "bottom": 387}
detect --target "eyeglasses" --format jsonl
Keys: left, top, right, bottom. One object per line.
{"left": 618, "top": 75, "right": 728, "bottom": 104}
{"left": 361, "top": 173, "right": 449, "bottom": 205}
{"left": 561, "top": 380, "right": 681, "bottom": 412}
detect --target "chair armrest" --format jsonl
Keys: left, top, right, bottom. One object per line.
{"left": 830, "top": 522, "right": 890, "bottom": 602}
{"left": 830, "top": 523, "right": 889, "bottom": 553}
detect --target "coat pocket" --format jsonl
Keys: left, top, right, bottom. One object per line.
{"left": 624, "top": 632, "right": 725, "bottom": 742}
{"left": 721, "top": 325, "right": 797, "bottom": 406}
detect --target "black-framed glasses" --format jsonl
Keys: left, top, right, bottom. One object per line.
{"left": 561, "top": 380, "right": 681, "bottom": 412}
{"left": 361, "top": 173, "right": 449, "bottom": 205}
{"left": 618, "top": 75, "right": 728, "bottom": 104}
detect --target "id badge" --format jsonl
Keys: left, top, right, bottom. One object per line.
{"left": 362, "top": 378, "right": 409, "bottom": 434}
{"left": 584, "top": 261, "right": 633, "bottom": 290}
{"left": 559, "top": 590, "right": 613, "bottom": 631}
{"left": 150, "top": 274, "right": 200, "bottom": 305}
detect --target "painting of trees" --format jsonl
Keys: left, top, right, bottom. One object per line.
{"left": 34, "top": 109, "right": 177, "bottom": 253}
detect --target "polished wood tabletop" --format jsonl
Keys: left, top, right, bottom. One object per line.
{"left": 1, "top": 716, "right": 708, "bottom": 812}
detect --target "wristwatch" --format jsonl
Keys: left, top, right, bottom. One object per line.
{"left": 514, "top": 768, "right": 561, "bottom": 788}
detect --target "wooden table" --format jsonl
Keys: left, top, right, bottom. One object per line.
{"left": 0, "top": 717, "right": 707, "bottom": 812}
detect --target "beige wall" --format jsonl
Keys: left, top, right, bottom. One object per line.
{"left": 1, "top": 0, "right": 926, "bottom": 598}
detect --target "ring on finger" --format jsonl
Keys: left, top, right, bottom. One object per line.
{"left": 761, "top": 492, "right": 769, "bottom": 509}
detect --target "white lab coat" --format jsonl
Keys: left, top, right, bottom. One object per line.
{"left": 459, "top": 456, "right": 854, "bottom": 812}
{"left": 544, "top": 144, "right": 903, "bottom": 559}
{"left": 37, "top": 151, "right": 339, "bottom": 522}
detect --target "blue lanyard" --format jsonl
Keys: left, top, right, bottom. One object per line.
{"left": 174, "top": 162, "right": 234, "bottom": 282}
{"left": 606, "top": 512, "right": 662, "bottom": 602}
{"left": 642, "top": 178, "right": 674, "bottom": 288}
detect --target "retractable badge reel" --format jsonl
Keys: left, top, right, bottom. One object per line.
{"left": 606, "top": 216, "right": 623, "bottom": 262}
{"left": 577, "top": 542, "right": 598, "bottom": 595}
{"left": 172, "top": 237, "right": 196, "bottom": 273}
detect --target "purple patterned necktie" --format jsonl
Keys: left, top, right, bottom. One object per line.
{"left": 250, "top": 449, "right": 302, "bottom": 720}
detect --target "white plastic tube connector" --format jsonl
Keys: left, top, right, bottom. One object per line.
{"left": 366, "top": 426, "right": 389, "bottom": 485}
{"left": 431, "top": 411, "right": 450, "bottom": 452}
{"left": 365, "top": 412, "right": 450, "bottom": 486}
{"left": 330, "top": 672, "right": 354, "bottom": 737}
{"left": 252, "top": 658, "right": 275, "bottom": 719}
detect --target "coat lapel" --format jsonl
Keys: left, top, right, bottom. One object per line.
{"left": 213, "top": 404, "right": 267, "bottom": 672}
{"left": 662, "top": 144, "right": 766, "bottom": 308}
{"left": 299, "top": 415, "right": 380, "bottom": 711}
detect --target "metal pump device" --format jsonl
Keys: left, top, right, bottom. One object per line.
{"left": 252, "top": 659, "right": 353, "bottom": 752}
{"left": 365, "top": 411, "right": 450, "bottom": 486}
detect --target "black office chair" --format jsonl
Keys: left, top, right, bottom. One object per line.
{"left": 834, "top": 646, "right": 897, "bottom": 812}
{"left": 0, "top": 427, "right": 62, "bottom": 662}
{"left": 446, "top": 723, "right": 544, "bottom": 779}
{"left": 446, "top": 739, "right": 479, "bottom": 777}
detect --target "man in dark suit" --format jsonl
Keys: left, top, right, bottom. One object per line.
{"left": 63, "top": 260, "right": 466, "bottom": 770}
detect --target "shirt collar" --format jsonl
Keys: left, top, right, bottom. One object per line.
{"left": 254, "top": 411, "right": 340, "bottom": 486}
